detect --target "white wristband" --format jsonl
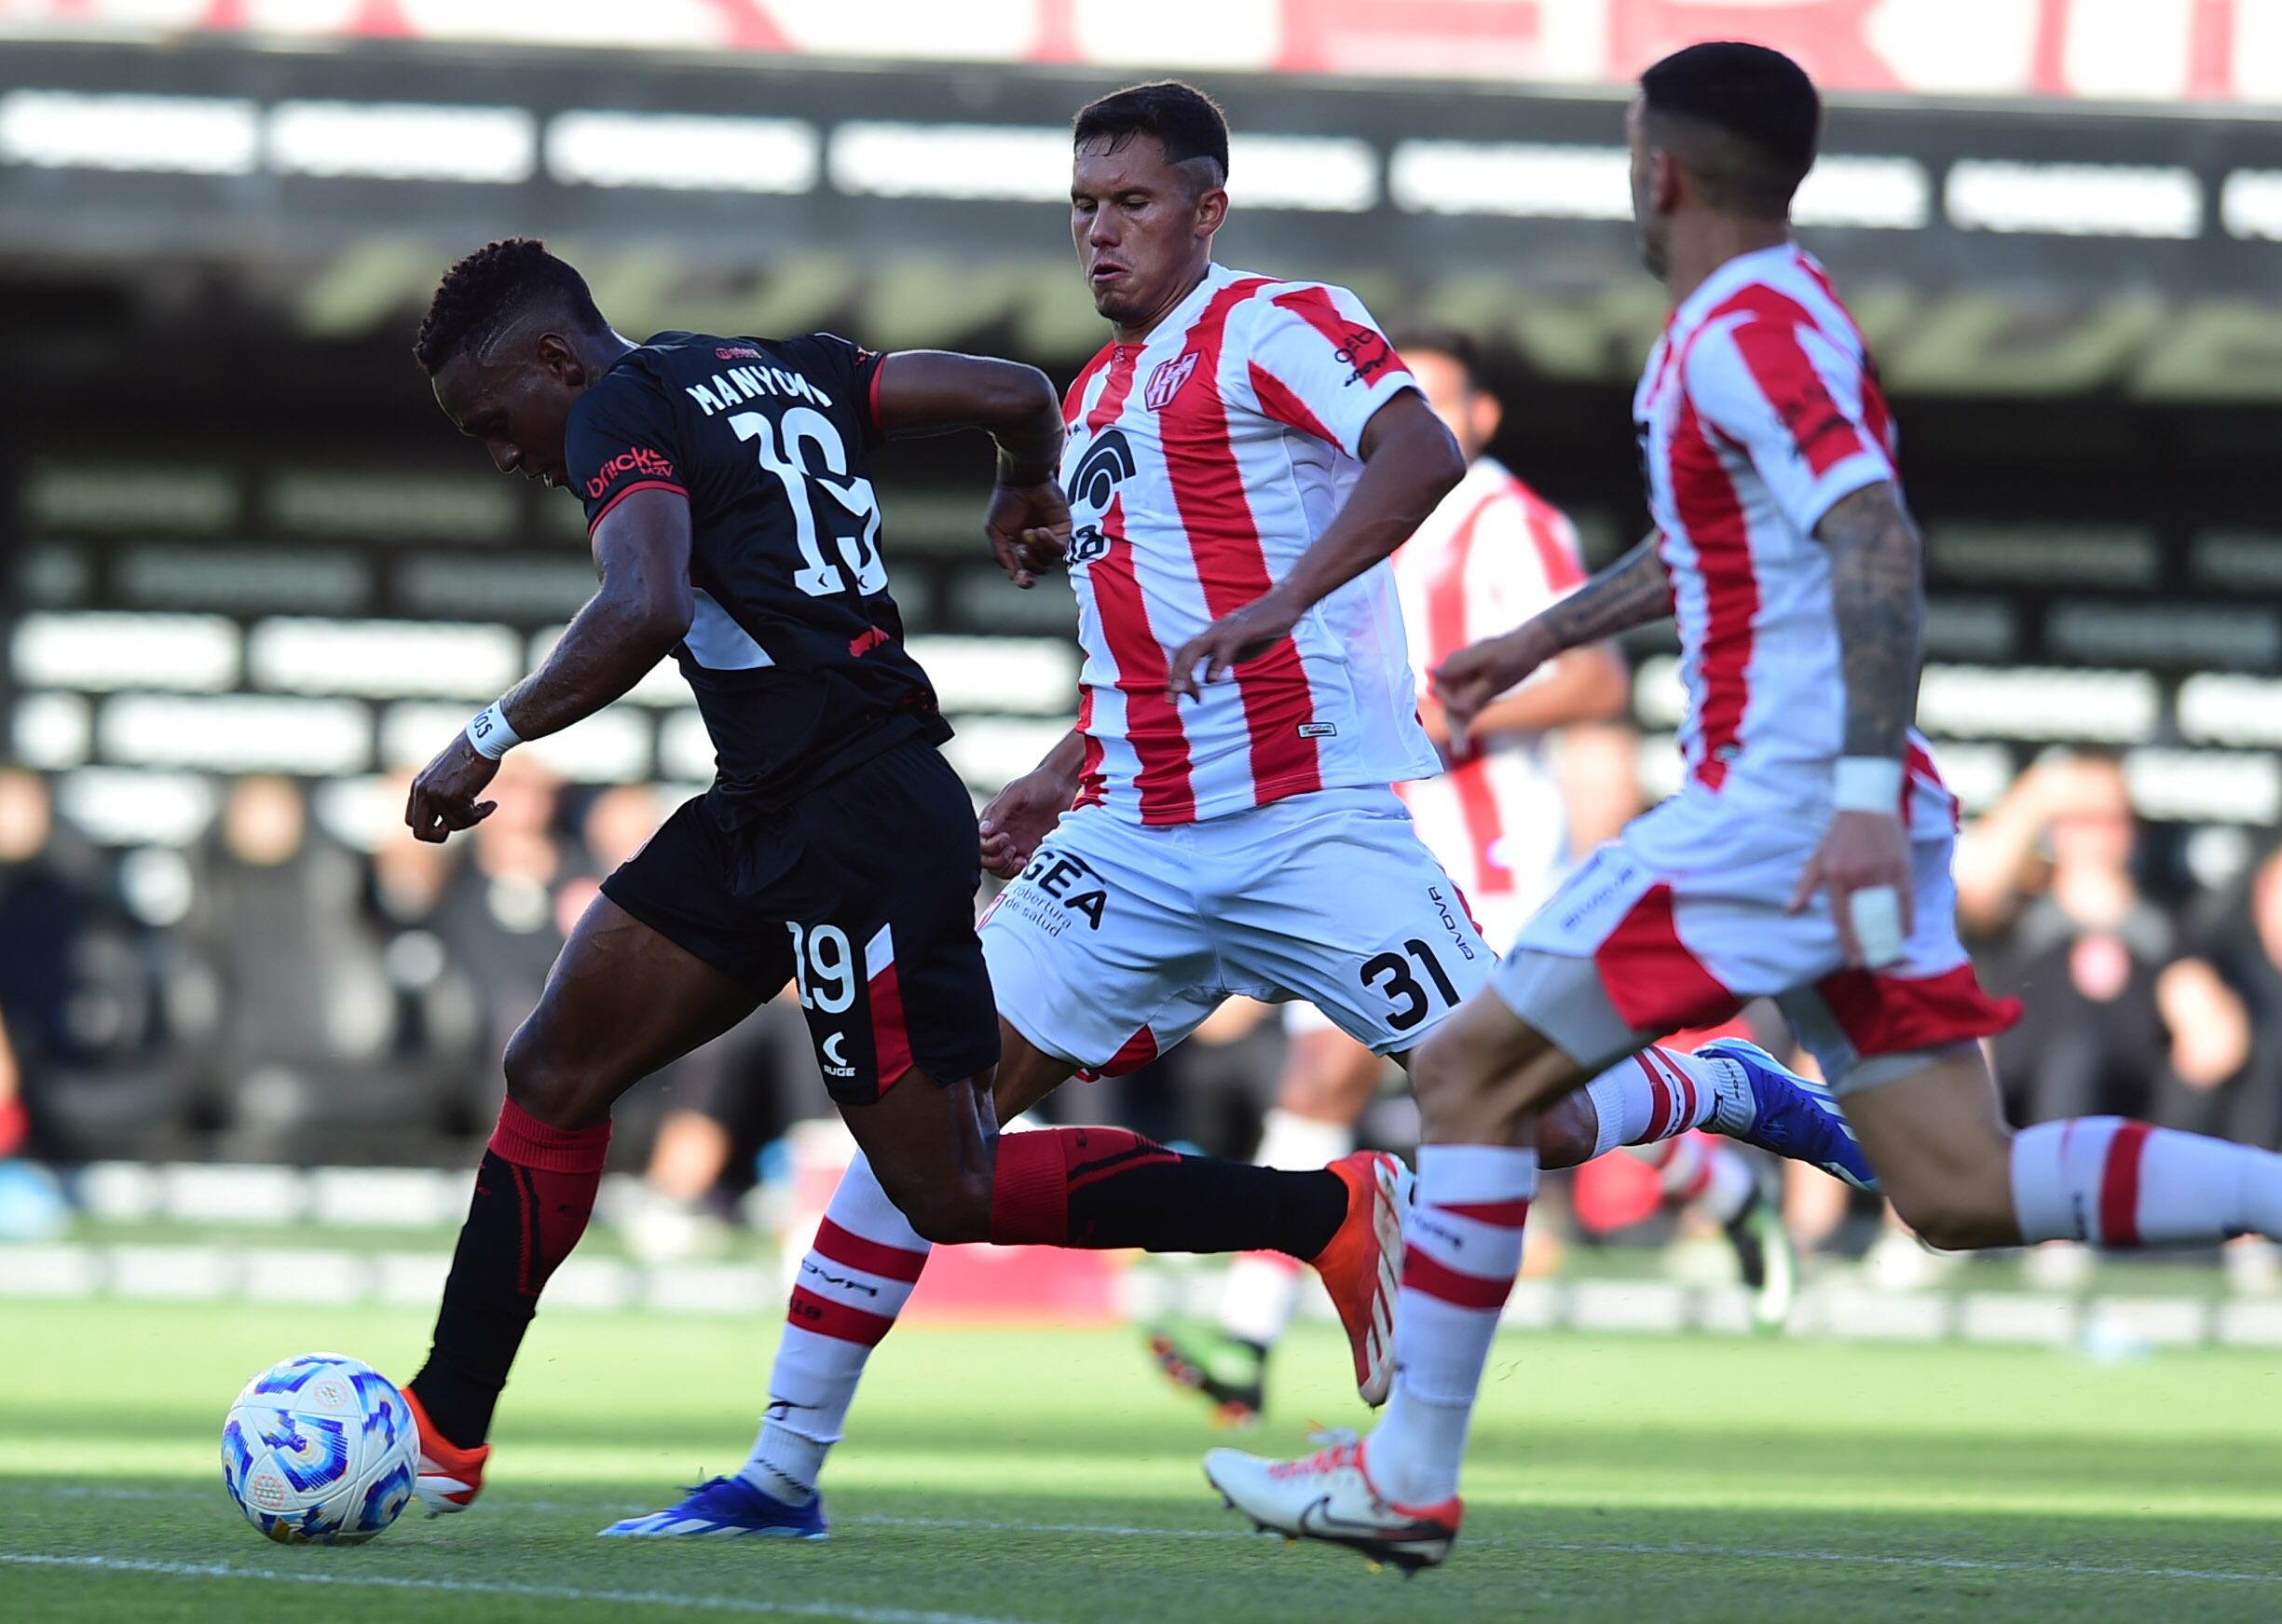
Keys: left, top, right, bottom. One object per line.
{"left": 1833, "top": 756, "right": 1905, "bottom": 813}
{"left": 466, "top": 702, "right": 522, "bottom": 760}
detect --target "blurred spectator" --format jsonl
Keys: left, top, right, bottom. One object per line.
{"left": 193, "top": 775, "right": 415, "bottom": 1158}
{"left": 2147, "top": 845, "right": 2282, "bottom": 1152}
{"left": 1957, "top": 752, "right": 2188, "bottom": 1127}
{"left": 0, "top": 768, "right": 206, "bottom": 1158}
{"left": 430, "top": 756, "right": 571, "bottom": 1071}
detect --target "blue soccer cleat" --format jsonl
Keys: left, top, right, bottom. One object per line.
{"left": 1695, "top": 1038, "right": 1879, "bottom": 1193}
{"left": 598, "top": 1475, "right": 827, "bottom": 1539}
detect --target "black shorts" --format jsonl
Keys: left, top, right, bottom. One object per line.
{"left": 602, "top": 739, "right": 999, "bottom": 1105}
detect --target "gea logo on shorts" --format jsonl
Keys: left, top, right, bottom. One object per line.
{"left": 1019, "top": 847, "right": 1109, "bottom": 931}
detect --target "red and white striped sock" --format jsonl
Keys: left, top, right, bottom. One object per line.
{"left": 2012, "top": 1117, "right": 2282, "bottom": 1246}
{"left": 1219, "top": 1110, "right": 1356, "bottom": 1347}
{"left": 741, "top": 1152, "right": 929, "bottom": 1505}
{"left": 1581, "top": 1046, "right": 1723, "bottom": 1158}
{"left": 1366, "top": 1143, "right": 1535, "bottom": 1508}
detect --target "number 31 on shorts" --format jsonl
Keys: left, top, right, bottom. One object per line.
{"left": 1360, "top": 938, "right": 1462, "bottom": 1032}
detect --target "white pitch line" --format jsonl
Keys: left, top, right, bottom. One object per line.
{"left": 20, "top": 1487, "right": 2282, "bottom": 1582}
{"left": 1549, "top": 1541, "right": 2282, "bottom": 1586}
{"left": 0, "top": 1552, "right": 1038, "bottom": 1624}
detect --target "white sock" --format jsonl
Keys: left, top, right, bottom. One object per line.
{"left": 2011, "top": 1117, "right": 2282, "bottom": 1246}
{"left": 1621, "top": 1133, "right": 1756, "bottom": 1225}
{"left": 1219, "top": 1110, "right": 1356, "bottom": 1346}
{"left": 1581, "top": 1046, "right": 1724, "bottom": 1158}
{"left": 741, "top": 1152, "right": 929, "bottom": 1505}
{"left": 1366, "top": 1143, "right": 1536, "bottom": 1508}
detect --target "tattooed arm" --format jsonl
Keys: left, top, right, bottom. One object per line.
{"left": 1430, "top": 531, "right": 1670, "bottom": 746}
{"left": 1785, "top": 479, "right": 1922, "bottom": 964}
{"left": 1819, "top": 481, "right": 1923, "bottom": 763}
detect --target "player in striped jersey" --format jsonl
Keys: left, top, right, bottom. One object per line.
{"left": 614, "top": 78, "right": 1869, "bottom": 1540}
{"left": 1214, "top": 41, "right": 2282, "bottom": 1572}
{"left": 1150, "top": 327, "right": 1799, "bottom": 1424}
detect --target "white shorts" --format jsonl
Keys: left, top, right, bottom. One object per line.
{"left": 980, "top": 786, "right": 1496, "bottom": 1073}
{"left": 1494, "top": 781, "right": 2018, "bottom": 1089}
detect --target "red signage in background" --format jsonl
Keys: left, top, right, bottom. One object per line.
{"left": 0, "top": 0, "right": 2271, "bottom": 106}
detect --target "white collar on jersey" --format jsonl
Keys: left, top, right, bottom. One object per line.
{"left": 1668, "top": 240, "right": 1811, "bottom": 338}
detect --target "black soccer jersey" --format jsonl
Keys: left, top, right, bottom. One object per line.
{"left": 563, "top": 330, "right": 950, "bottom": 823}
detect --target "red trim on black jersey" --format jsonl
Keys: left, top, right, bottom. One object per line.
{"left": 587, "top": 478, "right": 690, "bottom": 534}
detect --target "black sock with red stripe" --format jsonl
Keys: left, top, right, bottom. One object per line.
{"left": 407, "top": 1100, "right": 609, "bottom": 1449}
{"left": 989, "top": 1127, "right": 1347, "bottom": 1256}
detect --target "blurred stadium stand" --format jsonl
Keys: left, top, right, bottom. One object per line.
{"left": 4, "top": 2, "right": 2282, "bottom": 1171}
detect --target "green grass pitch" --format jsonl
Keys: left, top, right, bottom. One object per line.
{"left": 3, "top": 1297, "right": 2278, "bottom": 1622}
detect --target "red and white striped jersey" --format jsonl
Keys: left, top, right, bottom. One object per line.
{"left": 1634, "top": 243, "right": 1946, "bottom": 819}
{"left": 1059, "top": 263, "right": 1441, "bottom": 826}
{"left": 1387, "top": 457, "right": 1586, "bottom": 915}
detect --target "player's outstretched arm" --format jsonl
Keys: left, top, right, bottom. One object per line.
{"left": 872, "top": 350, "right": 1070, "bottom": 587}
{"left": 1786, "top": 479, "right": 1922, "bottom": 964}
{"left": 1167, "top": 390, "right": 1462, "bottom": 697}
{"left": 405, "top": 488, "right": 694, "bottom": 842}
{"left": 1431, "top": 532, "right": 1670, "bottom": 748}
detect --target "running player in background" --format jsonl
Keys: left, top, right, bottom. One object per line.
{"left": 611, "top": 79, "right": 1872, "bottom": 1542}
{"left": 1210, "top": 41, "right": 2282, "bottom": 1572}
{"left": 1150, "top": 327, "right": 1797, "bottom": 1426}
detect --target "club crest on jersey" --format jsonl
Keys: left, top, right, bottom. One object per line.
{"left": 1144, "top": 351, "right": 1200, "bottom": 411}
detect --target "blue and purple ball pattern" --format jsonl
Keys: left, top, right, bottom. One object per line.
{"left": 221, "top": 1352, "right": 420, "bottom": 1545}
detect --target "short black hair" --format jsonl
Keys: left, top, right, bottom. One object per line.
{"left": 413, "top": 237, "right": 607, "bottom": 376}
{"left": 1639, "top": 41, "right": 1820, "bottom": 217}
{"left": 1387, "top": 322, "right": 1484, "bottom": 389}
{"left": 1072, "top": 80, "right": 1230, "bottom": 188}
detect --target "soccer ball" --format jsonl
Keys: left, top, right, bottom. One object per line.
{"left": 221, "top": 1352, "right": 419, "bottom": 1545}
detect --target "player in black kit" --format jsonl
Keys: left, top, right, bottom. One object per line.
{"left": 392, "top": 239, "right": 1073, "bottom": 1509}
{"left": 392, "top": 239, "right": 1388, "bottom": 1522}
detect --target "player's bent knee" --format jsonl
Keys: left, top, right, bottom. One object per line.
{"left": 500, "top": 1018, "right": 613, "bottom": 1129}
{"left": 868, "top": 1157, "right": 991, "bottom": 1247}
{"left": 1881, "top": 1159, "right": 2019, "bottom": 1251}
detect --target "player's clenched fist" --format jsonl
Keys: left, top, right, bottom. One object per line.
{"left": 1430, "top": 622, "right": 1554, "bottom": 751}
{"left": 986, "top": 475, "right": 1073, "bottom": 589}
{"left": 405, "top": 733, "right": 500, "bottom": 844}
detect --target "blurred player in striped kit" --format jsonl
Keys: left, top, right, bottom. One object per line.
{"left": 1150, "top": 327, "right": 1797, "bottom": 1426}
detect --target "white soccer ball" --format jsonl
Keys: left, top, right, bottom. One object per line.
{"left": 221, "top": 1352, "right": 420, "bottom": 1545}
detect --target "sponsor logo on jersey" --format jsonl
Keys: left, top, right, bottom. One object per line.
{"left": 1332, "top": 325, "right": 1396, "bottom": 388}
{"left": 1066, "top": 525, "right": 1112, "bottom": 567}
{"left": 1144, "top": 351, "right": 1200, "bottom": 410}
{"left": 716, "top": 345, "right": 764, "bottom": 361}
{"left": 584, "top": 445, "right": 676, "bottom": 499}
{"left": 820, "top": 1030, "right": 856, "bottom": 1080}
{"left": 1298, "top": 721, "right": 1337, "bottom": 739}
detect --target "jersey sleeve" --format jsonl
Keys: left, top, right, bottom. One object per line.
{"left": 1227, "top": 282, "right": 1418, "bottom": 458}
{"left": 779, "top": 331, "right": 888, "bottom": 449}
{"left": 1683, "top": 311, "right": 1896, "bottom": 536}
{"left": 564, "top": 367, "right": 690, "bottom": 534}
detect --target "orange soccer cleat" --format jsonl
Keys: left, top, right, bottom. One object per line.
{"left": 1307, "top": 1151, "right": 1412, "bottom": 1407}
{"left": 401, "top": 1385, "right": 490, "bottom": 1516}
